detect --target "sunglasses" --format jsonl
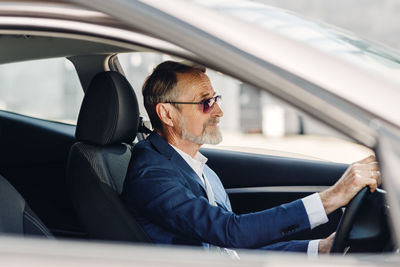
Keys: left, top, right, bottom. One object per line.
{"left": 165, "top": 95, "right": 222, "bottom": 113}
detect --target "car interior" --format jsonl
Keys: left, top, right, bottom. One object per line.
{"left": 0, "top": 33, "right": 394, "bottom": 254}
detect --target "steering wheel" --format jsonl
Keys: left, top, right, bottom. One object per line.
{"left": 330, "top": 187, "right": 370, "bottom": 253}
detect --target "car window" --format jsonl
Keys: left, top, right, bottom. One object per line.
{"left": 0, "top": 58, "right": 83, "bottom": 124}
{"left": 118, "top": 52, "right": 372, "bottom": 164}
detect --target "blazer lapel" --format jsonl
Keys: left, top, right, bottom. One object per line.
{"left": 148, "top": 132, "right": 207, "bottom": 192}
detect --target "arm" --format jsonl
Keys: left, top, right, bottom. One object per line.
{"left": 123, "top": 168, "right": 311, "bottom": 249}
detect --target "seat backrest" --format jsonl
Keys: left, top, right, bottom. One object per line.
{"left": 0, "top": 174, "right": 53, "bottom": 238}
{"left": 67, "top": 71, "right": 151, "bottom": 243}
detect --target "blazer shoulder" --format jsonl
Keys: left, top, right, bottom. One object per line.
{"left": 129, "top": 139, "right": 175, "bottom": 174}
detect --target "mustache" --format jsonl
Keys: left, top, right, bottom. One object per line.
{"left": 206, "top": 118, "right": 220, "bottom": 125}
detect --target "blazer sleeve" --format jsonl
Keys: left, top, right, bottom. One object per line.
{"left": 123, "top": 168, "right": 311, "bottom": 249}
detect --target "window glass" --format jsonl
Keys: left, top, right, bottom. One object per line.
{"left": 118, "top": 52, "right": 168, "bottom": 119}
{"left": 119, "top": 52, "right": 372, "bottom": 164}
{"left": 0, "top": 58, "right": 83, "bottom": 124}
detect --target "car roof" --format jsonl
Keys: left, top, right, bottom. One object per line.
{"left": 0, "top": 35, "right": 130, "bottom": 64}
{"left": 0, "top": 0, "right": 193, "bottom": 64}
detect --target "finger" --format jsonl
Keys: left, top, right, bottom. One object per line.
{"left": 376, "top": 171, "right": 382, "bottom": 186}
{"left": 351, "top": 164, "right": 379, "bottom": 172}
{"left": 356, "top": 155, "right": 376, "bottom": 164}
{"left": 365, "top": 178, "right": 378, "bottom": 192}
{"left": 370, "top": 171, "right": 381, "bottom": 187}
{"left": 354, "top": 170, "right": 381, "bottom": 186}
{"left": 353, "top": 161, "right": 378, "bottom": 167}
{"left": 365, "top": 161, "right": 379, "bottom": 167}
{"left": 372, "top": 170, "right": 382, "bottom": 186}
{"left": 354, "top": 169, "right": 380, "bottom": 177}
{"left": 328, "top": 232, "right": 336, "bottom": 240}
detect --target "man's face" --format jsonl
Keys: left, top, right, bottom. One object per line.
{"left": 173, "top": 72, "right": 223, "bottom": 145}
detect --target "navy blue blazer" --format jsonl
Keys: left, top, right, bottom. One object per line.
{"left": 121, "top": 132, "right": 312, "bottom": 251}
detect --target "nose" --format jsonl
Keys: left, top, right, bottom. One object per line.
{"left": 212, "top": 102, "right": 223, "bottom": 117}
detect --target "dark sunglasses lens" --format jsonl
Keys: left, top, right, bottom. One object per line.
{"left": 202, "top": 96, "right": 221, "bottom": 113}
{"left": 203, "top": 99, "right": 212, "bottom": 113}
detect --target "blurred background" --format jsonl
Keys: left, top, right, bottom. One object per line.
{"left": 2, "top": 0, "right": 396, "bottom": 163}
{"left": 258, "top": 0, "right": 400, "bottom": 50}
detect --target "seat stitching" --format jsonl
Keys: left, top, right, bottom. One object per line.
{"left": 24, "top": 211, "right": 49, "bottom": 235}
{"left": 23, "top": 211, "right": 51, "bottom": 236}
{"left": 77, "top": 144, "right": 112, "bottom": 187}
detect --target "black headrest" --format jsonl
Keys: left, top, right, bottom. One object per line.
{"left": 75, "top": 71, "right": 139, "bottom": 145}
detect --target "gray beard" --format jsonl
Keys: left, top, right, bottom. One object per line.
{"left": 178, "top": 115, "right": 222, "bottom": 145}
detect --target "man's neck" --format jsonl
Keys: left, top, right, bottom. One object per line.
{"left": 157, "top": 130, "right": 200, "bottom": 158}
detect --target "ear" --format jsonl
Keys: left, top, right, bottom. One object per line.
{"left": 156, "top": 103, "right": 175, "bottom": 127}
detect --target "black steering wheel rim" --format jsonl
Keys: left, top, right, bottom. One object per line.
{"left": 330, "top": 187, "right": 370, "bottom": 253}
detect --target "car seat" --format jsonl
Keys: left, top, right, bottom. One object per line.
{"left": 66, "top": 71, "right": 151, "bottom": 242}
{"left": 0, "top": 174, "right": 53, "bottom": 238}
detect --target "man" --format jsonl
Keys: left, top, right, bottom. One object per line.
{"left": 121, "top": 61, "right": 380, "bottom": 255}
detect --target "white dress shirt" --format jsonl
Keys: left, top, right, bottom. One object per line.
{"left": 171, "top": 145, "right": 328, "bottom": 257}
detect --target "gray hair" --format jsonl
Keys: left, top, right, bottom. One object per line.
{"left": 142, "top": 60, "right": 205, "bottom": 131}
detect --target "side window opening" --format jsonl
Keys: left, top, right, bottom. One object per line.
{"left": 118, "top": 52, "right": 372, "bottom": 163}
{"left": 0, "top": 58, "right": 84, "bottom": 124}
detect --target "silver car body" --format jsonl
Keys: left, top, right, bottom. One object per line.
{"left": 0, "top": 0, "right": 399, "bottom": 265}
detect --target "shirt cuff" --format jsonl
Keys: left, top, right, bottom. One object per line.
{"left": 307, "top": 239, "right": 320, "bottom": 258}
{"left": 301, "top": 193, "right": 328, "bottom": 229}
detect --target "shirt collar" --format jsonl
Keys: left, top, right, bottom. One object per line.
{"left": 171, "top": 145, "right": 208, "bottom": 181}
